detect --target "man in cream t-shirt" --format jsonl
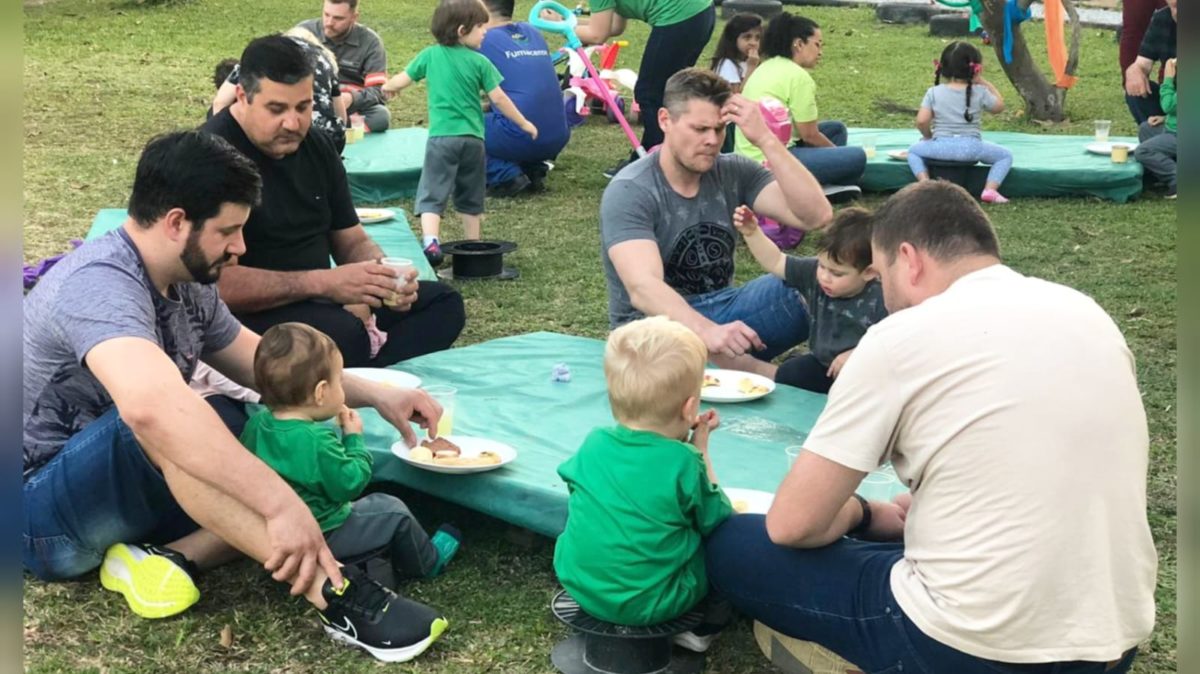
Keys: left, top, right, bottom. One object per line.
{"left": 704, "top": 180, "right": 1157, "bottom": 673}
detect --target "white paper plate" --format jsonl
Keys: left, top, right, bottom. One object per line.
{"left": 724, "top": 487, "right": 775, "bottom": 514}
{"left": 700, "top": 369, "right": 775, "bottom": 403}
{"left": 356, "top": 207, "right": 396, "bottom": 224}
{"left": 392, "top": 435, "right": 517, "bottom": 474}
{"left": 344, "top": 367, "right": 422, "bottom": 391}
{"left": 887, "top": 149, "right": 909, "bottom": 161}
{"left": 1085, "top": 141, "right": 1137, "bottom": 155}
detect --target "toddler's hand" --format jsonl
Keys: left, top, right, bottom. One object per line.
{"left": 689, "top": 409, "right": 718, "bottom": 452}
{"left": 1166, "top": 58, "right": 1177, "bottom": 78}
{"left": 826, "top": 349, "right": 853, "bottom": 379}
{"left": 338, "top": 406, "right": 364, "bottom": 436}
{"left": 733, "top": 204, "right": 760, "bottom": 236}
{"left": 521, "top": 120, "right": 539, "bottom": 140}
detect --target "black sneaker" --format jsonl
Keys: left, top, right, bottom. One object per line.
{"left": 318, "top": 566, "right": 448, "bottom": 662}
{"left": 602, "top": 157, "right": 632, "bottom": 179}
{"left": 487, "top": 173, "right": 531, "bottom": 198}
{"left": 423, "top": 240, "right": 444, "bottom": 267}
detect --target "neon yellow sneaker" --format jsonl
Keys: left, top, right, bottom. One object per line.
{"left": 753, "top": 621, "right": 865, "bottom": 674}
{"left": 99, "top": 543, "right": 200, "bottom": 619}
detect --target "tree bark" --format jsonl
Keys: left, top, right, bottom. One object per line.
{"left": 978, "top": 0, "right": 1073, "bottom": 122}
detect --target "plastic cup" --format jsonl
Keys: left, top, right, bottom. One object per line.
{"left": 861, "top": 135, "right": 878, "bottom": 159}
{"left": 784, "top": 445, "right": 803, "bottom": 470}
{"left": 857, "top": 464, "right": 900, "bottom": 501}
{"left": 344, "top": 127, "right": 359, "bottom": 145}
{"left": 424, "top": 385, "right": 457, "bottom": 437}
{"left": 1094, "top": 119, "right": 1111, "bottom": 142}
{"left": 1111, "top": 143, "right": 1130, "bottom": 163}
{"left": 380, "top": 257, "right": 414, "bottom": 307}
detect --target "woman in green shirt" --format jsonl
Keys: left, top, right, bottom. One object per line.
{"left": 545, "top": 0, "right": 716, "bottom": 177}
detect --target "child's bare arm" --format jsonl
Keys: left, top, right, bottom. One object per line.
{"left": 734, "top": 205, "right": 787, "bottom": 279}
{"left": 487, "top": 86, "right": 538, "bottom": 140}
{"left": 689, "top": 410, "right": 721, "bottom": 484}
{"left": 381, "top": 72, "right": 413, "bottom": 95}
{"left": 915, "top": 107, "right": 934, "bottom": 139}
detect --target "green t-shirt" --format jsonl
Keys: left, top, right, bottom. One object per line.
{"left": 590, "top": 0, "right": 711, "bottom": 26}
{"left": 736, "top": 56, "right": 819, "bottom": 162}
{"left": 240, "top": 410, "right": 373, "bottom": 532}
{"left": 553, "top": 426, "right": 733, "bottom": 626}
{"left": 405, "top": 44, "right": 504, "bottom": 138}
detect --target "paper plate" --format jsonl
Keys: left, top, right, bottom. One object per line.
{"left": 724, "top": 487, "right": 775, "bottom": 515}
{"left": 356, "top": 207, "right": 396, "bottom": 224}
{"left": 392, "top": 435, "right": 517, "bottom": 474}
{"left": 700, "top": 369, "right": 775, "bottom": 403}
{"left": 344, "top": 367, "right": 422, "bottom": 391}
{"left": 887, "top": 149, "right": 909, "bottom": 161}
{"left": 1085, "top": 141, "right": 1137, "bottom": 155}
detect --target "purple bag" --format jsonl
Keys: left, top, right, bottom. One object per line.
{"left": 758, "top": 214, "right": 806, "bottom": 250}
{"left": 23, "top": 239, "right": 81, "bottom": 291}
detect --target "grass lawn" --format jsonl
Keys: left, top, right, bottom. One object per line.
{"left": 23, "top": 0, "right": 1176, "bottom": 671}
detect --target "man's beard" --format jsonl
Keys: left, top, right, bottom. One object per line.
{"left": 180, "top": 232, "right": 230, "bottom": 284}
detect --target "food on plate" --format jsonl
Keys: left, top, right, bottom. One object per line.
{"left": 703, "top": 374, "right": 721, "bottom": 388}
{"left": 409, "top": 446, "right": 434, "bottom": 462}
{"left": 356, "top": 209, "right": 388, "bottom": 219}
{"left": 421, "top": 436, "right": 462, "bottom": 458}
{"left": 737, "top": 378, "right": 770, "bottom": 395}
{"left": 426, "top": 450, "right": 502, "bottom": 467}
{"left": 410, "top": 437, "right": 503, "bottom": 467}
{"left": 732, "top": 499, "right": 749, "bottom": 513}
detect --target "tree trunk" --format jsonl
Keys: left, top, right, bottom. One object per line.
{"left": 978, "top": 0, "right": 1067, "bottom": 122}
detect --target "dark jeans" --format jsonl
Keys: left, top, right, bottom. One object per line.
{"left": 705, "top": 515, "right": 1140, "bottom": 674}
{"left": 632, "top": 4, "right": 717, "bottom": 155}
{"left": 324, "top": 493, "right": 439, "bottom": 579}
{"left": 237, "top": 281, "right": 466, "bottom": 368}
{"left": 789, "top": 121, "right": 867, "bottom": 186}
{"left": 22, "top": 396, "right": 242, "bottom": 580}
{"left": 775, "top": 353, "right": 832, "bottom": 394}
{"left": 1125, "top": 80, "right": 1164, "bottom": 126}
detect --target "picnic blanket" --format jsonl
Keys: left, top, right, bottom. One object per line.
{"left": 85, "top": 208, "right": 436, "bottom": 281}
{"left": 847, "top": 127, "right": 1144, "bottom": 203}
{"left": 360, "top": 331, "right": 905, "bottom": 538}
{"left": 342, "top": 127, "right": 428, "bottom": 204}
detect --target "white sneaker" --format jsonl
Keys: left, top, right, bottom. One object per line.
{"left": 672, "top": 630, "right": 717, "bottom": 653}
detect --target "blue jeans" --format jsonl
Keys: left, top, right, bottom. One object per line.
{"left": 22, "top": 401, "right": 242, "bottom": 581}
{"left": 484, "top": 111, "right": 570, "bottom": 186}
{"left": 705, "top": 515, "right": 1140, "bottom": 674}
{"left": 686, "top": 274, "right": 809, "bottom": 361}
{"left": 789, "top": 121, "right": 867, "bottom": 186}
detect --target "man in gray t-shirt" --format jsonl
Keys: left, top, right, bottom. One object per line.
{"left": 298, "top": 0, "right": 390, "bottom": 132}
{"left": 600, "top": 68, "right": 831, "bottom": 375}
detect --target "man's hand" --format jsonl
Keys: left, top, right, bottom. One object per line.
{"left": 862, "top": 499, "right": 907, "bottom": 541}
{"left": 384, "top": 268, "right": 419, "bottom": 313}
{"left": 700, "top": 321, "right": 765, "bottom": 359}
{"left": 721, "top": 94, "right": 775, "bottom": 148}
{"left": 1166, "top": 57, "right": 1177, "bottom": 78}
{"left": 826, "top": 349, "right": 853, "bottom": 379}
{"left": 337, "top": 406, "right": 364, "bottom": 435}
{"left": 371, "top": 386, "right": 442, "bottom": 445}
{"left": 1125, "top": 64, "right": 1151, "bottom": 97}
{"left": 321, "top": 260, "right": 398, "bottom": 307}
{"left": 263, "top": 499, "right": 344, "bottom": 595}
{"left": 733, "top": 204, "right": 760, "bottom": 237}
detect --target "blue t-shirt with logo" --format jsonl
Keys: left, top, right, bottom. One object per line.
{"left": 478, "top": 22, "right": 569, "bottom": 152}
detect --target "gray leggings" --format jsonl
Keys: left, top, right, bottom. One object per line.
{"left": 907, "top": 136, "right": 1014, "bottom": 186}
{"left": 324, "top": 492, "right": 439, "bottom": 579}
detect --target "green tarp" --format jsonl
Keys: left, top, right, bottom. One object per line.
{"left": 342, "top": 127, "right": 428, "bottom": 204}
{"left": 360, "top": 331, "right": 902, "bottom": 538}
{"left": 847, "top": 127, "right": 1144, "bottom": 203}
{"left": 86, "top": 208, "right": 436, "bottom": 281}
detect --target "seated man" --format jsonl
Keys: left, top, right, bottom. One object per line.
{"left": 201, "top": 35, "right": 465, "bottom": 367}
{"left": 1124, "top": 0, "right": 1175, "bottom": 125}
{"left": 298, "top": 0, "right": 390, "bottom": 132}
{"left": 479, "top": 0, "right": 571, "bottom": 196}
{"left": 602, "top": 68, "right": 831, "bottom": 377}
{"left": 23, "top": 130, "right": 449, "bottom": 661}
{"left": 705, "top": 181, "right": 1156, "bottom": 674}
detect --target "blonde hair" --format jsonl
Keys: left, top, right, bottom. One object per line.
{"left": 284, "top": 27, "right": 339, "bottom": 77}
{"left": 604, "top": 316, "right": 708, "bottom": 428}
{"left": 254, "top": 322, "right": 341, "bottom": 408}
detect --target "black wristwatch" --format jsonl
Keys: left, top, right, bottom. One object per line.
{"left": 847, "top": 493, "right": 872, "bottom": 537}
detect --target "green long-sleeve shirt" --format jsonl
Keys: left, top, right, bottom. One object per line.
{"left": 553, "top": 426, "right": 734, "bottom": 626}
{"left": 1161, "top": 76, "right": 1176, "bottom": 133}
{"left": 240, "top": 410, "right": 372, "bottom": 532}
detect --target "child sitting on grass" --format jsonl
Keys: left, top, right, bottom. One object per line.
{"left": 1134, "top": 57, "right": 1177, "bottom": 199}
{"left": 734, "top": 205, "right": 887, "bottom": 393}
{"left": 554, "top": 316, "right": 733, "bottom": 652}
{"left": 240, "top": 322, "right": 460, "bottom": 662}
{"left": 382, "top": 0, "right": 538, "bottom": 268}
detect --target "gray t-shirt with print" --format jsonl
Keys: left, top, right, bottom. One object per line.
{"left": 22, "top": 228, "right": 242, "bottom": 476}
{"left": 783, "top": 256, "right": 888, "bottom": 366}
{"left": 600, "top": 152, "right": 776, "bottom": 327}
{"left": 921, "top": 84, "right": 998, "bottom": 139}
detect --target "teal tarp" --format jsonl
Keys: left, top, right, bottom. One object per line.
{"left": 847, "top": 127, "right": 1144, "bottom": 203}
{"left": 86, "top": 208, "right": 436, "bottom": 281}
{"left": 342, "top": 127, "right": 428, "bottom": 204}
{"left": 361, "top": 332, "right": 901, "bottom": 538}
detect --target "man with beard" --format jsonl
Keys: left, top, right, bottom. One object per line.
{"left": 601, "top": 68, "right": 831, "bottom": 376}
{"left": 23, "top": 132, "right": 452, "bottom": 660}
{"left": 298, "top": 0, "right": 391, "bottom": 132}
{"left": 202, "top": 35, "right": 465, "bottom": 368}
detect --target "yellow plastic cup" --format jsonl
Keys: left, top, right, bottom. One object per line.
{"left": 1111, "top": 144, "right": 1130, "bottom": 163}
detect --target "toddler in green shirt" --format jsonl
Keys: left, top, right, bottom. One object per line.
{"left": 554, "top": 316, "right": 735, "bottom": 651}
{"left": 382, "top": 0, "right": 538, "bottom": 267}
{"left": 240, "top": 323, "right": 461, "bottom": 658}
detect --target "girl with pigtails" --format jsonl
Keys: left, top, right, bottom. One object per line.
{"left": 907, "top": 41, "right": 1014, "bottom": 203}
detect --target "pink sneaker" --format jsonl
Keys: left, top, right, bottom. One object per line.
{"left": 981, "top": 188, "right": 1009, "bottom": 204}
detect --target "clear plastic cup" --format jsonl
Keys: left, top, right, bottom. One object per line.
{"left": 784, "top": 445, "right": 803, "bottom": 470}
{"left": 424, "top": 384, "right": 457, "bottom": 437}
{"left": 1094, "top": 119, "right": 1111, "bottom": 142}
{"left": 857, "top": 464, "right": 900, "bottom": 501}
{"left": 860, "top": 135, "right": 878, "bottom": 159}
{"left": 380, "top": 257, "right": 414, "bottom": 307}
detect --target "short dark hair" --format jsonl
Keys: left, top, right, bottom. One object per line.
{"left": 238, "top": 34, "right": 314, "bottom": 102}
{"left": 213, "top": 58, "right": 238, "bottom": 89}
{"left": 663, "top": 68, "right": 732, "bottom": 117}
{"left": 871, "top": 181, "right": 1001, "bottom": 265}
{"left": 128, "top": 131, "right": 261, "bottom": 231}
{"left": 481, "top": 0, "right": 513, "bottom": 18}
{"left": 816, "top": 207, "right": 873, "bottom": 271}
{"left": 431, "top": 0, "right": 489, "bottom": 46}
{"left": 761, "top": 13, "right": 819, "bottom": 60}
{"left": 254, "top": 323, "right": 341, "bottom": 409}
{"left": 327, "top": 0, "right": 359, "bottom": 10}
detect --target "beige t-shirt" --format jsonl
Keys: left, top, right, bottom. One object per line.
{"left": 803, "top": 264, "right": 1157, "bottom": 663}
